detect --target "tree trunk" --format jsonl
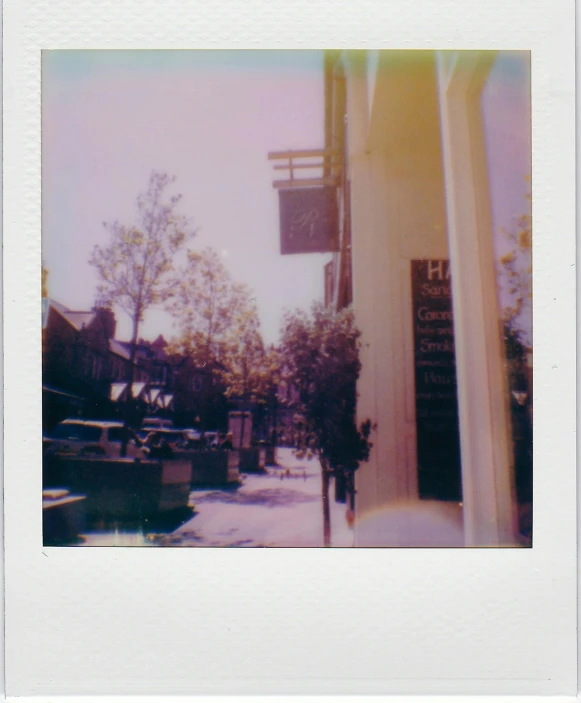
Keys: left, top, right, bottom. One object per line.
{"left": 271, "top": 394, "right": 278, "bottom": 463}
{"left": 239, "top": 401, "right": 247, "bottom": 450}
{"left": 121, "top": 316, "right": 139, "bottom": 457}
{"left": 320, "top": 455, "right": 331, "bottom": 547}
{"left": 347, "top": 470, "right": 356, "bottom": 511}
{"left": 200, "top": 373, "right": 208, "bottom": 442}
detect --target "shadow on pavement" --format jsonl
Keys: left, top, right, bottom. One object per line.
{"left": 87, "top": 506, "right": 196, "bottom": 535}
{"left": 193, "top": 487, "right": 318, "bottom": 508}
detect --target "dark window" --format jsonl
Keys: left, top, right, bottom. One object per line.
{"left": 324, "top": 260, "right": 334, "bottom": 307}
{"left": 192, "top": 377, "right": 203, "bottom": 392}
{"left": 158, "top": 431, "right": 184, "bottom": 444}
{"left": 53, "top": 423, "right": 102, "bottom": 442}
{"left": 107, "top": 427, "right": 125, "bottom": 442}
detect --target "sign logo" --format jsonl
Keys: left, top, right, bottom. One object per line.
{"left": 279, "top": 187, "right": 339, "bottom": 255}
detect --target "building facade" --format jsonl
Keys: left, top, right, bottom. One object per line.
{"left": 324, "top": 50, "right": 532, "bottom": 547}
{"left": 42, "top": 299, "right": 213, "bottom": 431}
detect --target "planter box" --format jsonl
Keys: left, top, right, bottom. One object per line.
{"left": 43, "top": 490, "right": 86, "bottom": 545}
{"left": 47, "top": 457, "right": 192, "bottom": 519}
{"left": 239, "top": 447, "right": 262, "bottom": 473}
{"left": 264, "top": 445, "right": 276, "bottom": 466}
{"left": 187, "top": 450, "right": 234, "bottom": 486}
{"left": 159, "top": 458, "right": 194, "bottom": 512}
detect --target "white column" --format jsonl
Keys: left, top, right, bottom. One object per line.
{"left": 436, "top": 52, "right": 517, "bottom": 546}
{"left": 345, "top": 52, "right": 423, "bottom": 525}
{"left": 343, "top": 53, "right": 378, "bottom": 517}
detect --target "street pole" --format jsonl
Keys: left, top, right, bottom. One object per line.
{"left": 321, "top": 455, "right": 331, "bottom": 547}
{"left": 121, "top": 336, "right": 137, "bottom": 458}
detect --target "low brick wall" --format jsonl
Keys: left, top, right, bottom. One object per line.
{"left": 239, "top": 447, "right": 262, "bottom": 473}
{"left": 186, "top": 450, "right": 231, "bottom": 486}
{"left": 43, "top": 493, "right": 86, "bottom": 545}
{"left": 43, "top": 456, "right": 191, "bottom": 519}
{"left": 264, "top": 445, "right": 276, "bottom": 466}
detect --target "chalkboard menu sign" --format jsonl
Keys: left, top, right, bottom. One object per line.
{"left": 411, "top": 259, "right": 462, "bottom": 501}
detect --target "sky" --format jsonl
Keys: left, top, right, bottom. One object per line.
{"left": 42, "top": 50, "right": 331, "bottom": 345}
{"left": 481, "top": 51, "right": 532, "bottom": 343}
{"left": 482, "top": 52, "right": 531, "bottom": 243}
{"left": 42, "top": 50, "right": 531, "bottom": 345}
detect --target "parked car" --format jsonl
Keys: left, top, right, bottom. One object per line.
{"left": 182, "top": 428, "right": 203, "bottom": 448}
{"left": 183, "top": 428, "right": 201, "bottom": 441}
{"left": 203, "top": 431, "right": 219, "bottom": 448}
{"left": 44, "top": 420, "right": 145, "bottom": 459}
{"left": 136, "top": 429, "right": 151, "bottom": 443}
{"left": 142, "top": 428, "right": 189, "bottom": 451}
{"left": 141, "top": 417, "right": 174, "bottom": 433}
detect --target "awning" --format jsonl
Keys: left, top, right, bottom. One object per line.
{"left": 42, "top": 385, "right": 85, "bottom": 403}
{"left": 131, "top": 382, "right": 147, "bottom": 399}
{"left": 111, "top": 382, "right": 148, "bottom": 402}
{"left": 145, "top": 387, "right": 162, "bottom": 405}
{"left": 157, "top": 394, "right": 174, "bottom": 409}
{"left": 110, "top": 383, "right": 127, "bottom": 402}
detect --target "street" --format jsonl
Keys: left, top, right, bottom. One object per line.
{"left": 81, "top": 448, "right": 354, "bottom": 548}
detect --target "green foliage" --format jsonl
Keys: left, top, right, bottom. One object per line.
{"left": 279, "top": 301, "right": 372, "bottom": 471}
{"left": 169, "top": 248, "right": 248, "bottom": 364}
{"left": 503, "top": 322, "right": 526, "bottom": 363}
{"left": 42, "top": 264, "right": 49, "bottom": 298}
{"left": 170, "top": 247, "right": 280, "bottom": 404}
{"left": 498, "top": 191, "right": 531, "bottom": 348}
{"left": 90, "top": 171, "right": 196, "bottom": 335}
{"left": 221, "top": 313, "right": 266, "bottom": 401}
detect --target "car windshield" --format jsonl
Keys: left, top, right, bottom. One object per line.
{"left": 157, "top": 431, "right": 183, "bottom": 443}
{"left": 53, "top": 423, "right": 101, "bottom": 442}
{"left": 107, "top": 427, "right": 126, "bottom": 442}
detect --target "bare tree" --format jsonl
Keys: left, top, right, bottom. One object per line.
{"left": 90, "top": 171, "right": 196, "bottom": 453}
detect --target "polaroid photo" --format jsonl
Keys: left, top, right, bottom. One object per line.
{"left": 3, "top": 0, "right": 577, "bottom": 698}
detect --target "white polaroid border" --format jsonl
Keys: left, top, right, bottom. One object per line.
{"left": 3, "top": 0, "right": 576, "bottom": 698}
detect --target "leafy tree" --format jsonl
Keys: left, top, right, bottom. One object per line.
{"left": 169, "top": 248, "right": 249, "bottom": 366}
{"left": 90, "top": 171, "right": 196, "bottom": 450}
{"left": 169, "top": 247, "right": 273, "bottom": 436}
{"left": 221, "top": 315, "right": 282, "bottom": 448}
{"left": 42, "top": 264, "right": 49, "bottom": 298}
{"left": 497, "top": 188, "right": 533, "bottom": 516}
{"left": 221, "top": 312, "right": 267, "bottom": 397}
{"left": 498, "top": 192, "right": 531, "bottom": 348}
{"left": 503, "top": 322, "right": 526, "bottom": 364}
{"left": 279, "top": 301, "right": 373, "bottom": 545}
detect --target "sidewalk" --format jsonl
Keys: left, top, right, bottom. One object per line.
{"left": 80, "top": 447, "right": 354, "bottom": 548}
{"left": 154, "top": 448, "right": 353, "bottom": 547}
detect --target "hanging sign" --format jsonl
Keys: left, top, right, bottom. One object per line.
{"left": 279, "top": 187, "right": 339, "bottom": 255}
{"left": 411, "top": 259, "right": 462, "bottom": 501}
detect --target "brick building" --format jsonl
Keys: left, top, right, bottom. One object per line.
{"left": 42, "top": 298, "right": 218, "bottom": 432}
